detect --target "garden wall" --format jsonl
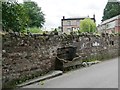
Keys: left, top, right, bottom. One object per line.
{"left": 2, "top": 33, "right": 119, "bottom": 88}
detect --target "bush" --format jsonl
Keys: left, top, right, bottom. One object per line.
{"left": 53, "top": 29, "right": 58, "bottom": 35}
{"left": 22, "top": 27, "right": 43, "bottom": 34}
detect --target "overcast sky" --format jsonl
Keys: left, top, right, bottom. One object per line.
{"left": 19, "top": 0, "right": 109, "bottom": 30}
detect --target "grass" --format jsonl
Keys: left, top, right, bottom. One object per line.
{"left": 2, "top": 70, "right": 50, "bottom": 89}
{"left": 22, "top": 27, "right": 44, "bottom": 34}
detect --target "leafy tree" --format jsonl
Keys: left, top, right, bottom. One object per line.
{"left": 2, "top": 1, "right": 29, "bottom": 32}
{"left": 102, "top": 1, "right": 120, "bottom": 21}
{"left": 23, "top": 1, "right": 45, "bottom": 28}
{"left": 80, "top": 18, "right": 96, "bottom": 33}
{"left": 2, "top": 1, "right": 45, "bottom": 33}
{"left": 0, "top": 1, "right": 2, "bottom": 26}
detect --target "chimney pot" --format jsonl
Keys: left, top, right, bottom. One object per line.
{"left": 63, "top": 16, "right": 65, "bottom": 19}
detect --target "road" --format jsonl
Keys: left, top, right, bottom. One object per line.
{"left": 23, "top": 58, "right": 118, "bottom": 88}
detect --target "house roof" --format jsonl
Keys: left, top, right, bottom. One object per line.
{"left": 61, "top": 17, "right": 96, "bottom": 22}
{"left": 101, "top": 14, "right": 120, "bottom": 25}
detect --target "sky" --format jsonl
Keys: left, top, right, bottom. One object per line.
{"left": 19, "top": 0, "right": 109, "bottom": 30}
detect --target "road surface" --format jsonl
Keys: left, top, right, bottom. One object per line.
{"left": 23, "top": 58, "right": 118, "bottom": 88}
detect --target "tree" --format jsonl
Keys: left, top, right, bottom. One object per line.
{"left": 102, "top": 1, "right": 120, "bottom": 21}
{"left": 2, "top": 1, "right": 29, "bottom": 32}
{"left": 23, "top": 1, "right": 45, "bottom": 28}
{"left": 0, "top": 1, "right": 2, "bottom": 26}
{"left": 80, "top": 18, "right": 96, "bottom": 33}
{"left": 2, "top": 1, "right": 45, "bottom": 33}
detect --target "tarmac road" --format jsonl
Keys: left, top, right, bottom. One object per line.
{"left": 23, "top": 58, "right": 118, "bottom": 88}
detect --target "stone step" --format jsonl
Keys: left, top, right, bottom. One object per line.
{"left": 17, "top": 70, "right": 63, "bottom": 87}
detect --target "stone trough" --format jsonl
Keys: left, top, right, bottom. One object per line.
{"left": 55, "top": 46, "right": 82, "bottom": 71}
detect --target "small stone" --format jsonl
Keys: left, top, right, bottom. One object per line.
{"left": 39, "top": 81, "right": 45, "bottom": 85}
{"left": 2, "top": 50, "right": 6, "bottom": 53}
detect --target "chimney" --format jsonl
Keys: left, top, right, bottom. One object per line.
{"left": 93, "top": 14, "right": 95, "bottom": 19}
{"left": 93, "top": 14, "right": 96, "bottom": 22}
{"left": 63, "top": 16, "right": 65, "bottom": 19}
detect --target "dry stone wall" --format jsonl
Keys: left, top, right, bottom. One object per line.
{"left": 2, "top": 33, "right": 119, "bottom": 87}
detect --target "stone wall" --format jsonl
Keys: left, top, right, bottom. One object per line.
{"left": 2, "top": 33, "right": 119, "bottom": 88}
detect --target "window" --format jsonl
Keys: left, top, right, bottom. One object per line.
{"left": 76, "top": 20, "right": 79, "bottom": 25}
{"left": 67, "top": 28, "right": 71, "bottom": 31}
{"left": 72, "top": 27, "right": 76, "bottom": 31}
{"left": 67, "top": 21, "right": 71, "bottom": 25}
{"left": 106, "top": 21, "right": 116, "bottom": 29}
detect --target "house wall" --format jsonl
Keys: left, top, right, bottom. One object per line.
{"left": 62, "top": 18, "right": 95, "bottom": 34}
{"left": 97, "top": 15, "right": 120, "bottom": 34}
{"left": 62, "top": 20, "right": 80, "bottom": 34}
{"left": 115, "top": 26, "right": 120, "bottom": 33}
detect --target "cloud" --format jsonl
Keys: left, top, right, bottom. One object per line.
{"left": 19, "top": 0, "right": 108, "bottom": 29}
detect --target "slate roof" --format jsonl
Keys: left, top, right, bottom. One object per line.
{"left": 62, "top": 17, "right": 96, "bottom": 22}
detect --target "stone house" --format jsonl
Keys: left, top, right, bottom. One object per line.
{"left": 97, "top": 15, "right": 120, "bottom": 34}
{"left": 61, "top": 15, "right": 96, "bottom": 34}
